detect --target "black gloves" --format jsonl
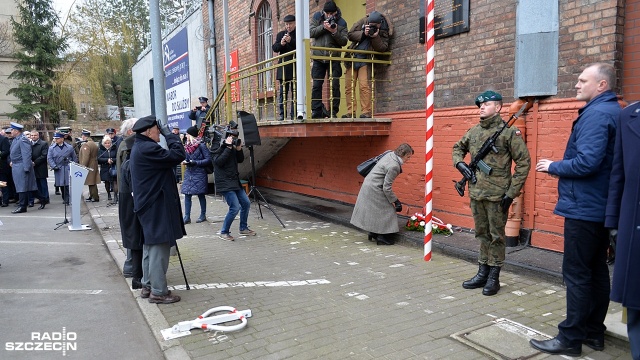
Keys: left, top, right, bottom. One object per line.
{"left": 499, "top": 195, "right": 513, "bottom": 214}
{"left": 456, "top": 162, "right": 476, "bottom": 184}
{"left": 394, "top": 200, "right": 402, "bottom": 212}
{"left": 185, "top": 160, "right": 195, "bottom": 166}
{"left": 158, "top": 123, "right": 172, "bottom": 137}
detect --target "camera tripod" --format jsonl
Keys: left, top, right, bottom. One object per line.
{"left": 247, "top": 145, "right": 285, "bottom": 228}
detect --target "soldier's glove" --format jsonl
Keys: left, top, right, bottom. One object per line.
{"left": 394, "top": 200, "right": 402, "bottom": 212}
{"left": 499, "top": 195, "right": 513, "bottom": 214}
{"left": 158, "top": 123, "right": 172, "bottom": 137}
{"left": 456, "top": 162, "right": 476, "bottom": 183}
{"left": 607, "top": 229, "right": 617, "bottom": 265}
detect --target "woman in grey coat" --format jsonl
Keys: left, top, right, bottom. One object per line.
{"left": 351, "top": 143, "right": 413, "bottom": 245}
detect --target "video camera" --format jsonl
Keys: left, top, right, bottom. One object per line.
{"left": 208, "top": 121, "right": 242, "bottom": 148}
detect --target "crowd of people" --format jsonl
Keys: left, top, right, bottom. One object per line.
{"left": 269, "top": 2, "right": 392, "bottom": 120}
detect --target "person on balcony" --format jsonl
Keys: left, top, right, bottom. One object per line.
{"left": 189, "top": 97, "right": 210, "bottom": 129}
{"left": 343, "top": 11, "right": 393, "bottom": 119}
{"left": 310, "top": 1, "right": 348, "bottom": 119}
{"left": 272, "top": 14, "right": 297, "bottom": 121}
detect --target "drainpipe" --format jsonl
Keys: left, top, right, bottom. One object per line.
{"left": 208, "top": 0, "right": 218, "bottom": 98}
{"left": 295, "top": 0, "right": 309, "bottom": 119}
{"left": 505, "top": 98, "right": 534, "bottom": 247}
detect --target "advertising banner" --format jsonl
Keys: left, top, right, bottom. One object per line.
{"left": 164, "top": 28, "right": 191, "bottom": 131}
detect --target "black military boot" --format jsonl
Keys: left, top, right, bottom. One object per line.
{"left": 482, "top": 266, "right": 501, "bottom": 296}
{"left": 462, "top": 264, "right": 490, "bottom": 289}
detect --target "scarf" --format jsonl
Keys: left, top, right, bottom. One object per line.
{"left": 184, "top": 137, "right": 201, "bottom": 154}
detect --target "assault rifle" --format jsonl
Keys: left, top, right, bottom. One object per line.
{"left": 453, "top": 100, "right": 531, "bottom": 197}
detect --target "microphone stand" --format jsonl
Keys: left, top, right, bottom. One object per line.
{"left": 54, "top": 157, "right": 70, "bottom": 230}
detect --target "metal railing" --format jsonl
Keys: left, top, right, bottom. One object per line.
{"left": 205, "top": 39, "right": 392, "bottom": 127}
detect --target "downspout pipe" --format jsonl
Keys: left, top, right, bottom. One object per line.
{"left": 208, "top": 0, "right": 218, "bottom": 97}
{"left": 295, "top": 0, "right": 309, "bottom": 119}
{"left": 149, "top": 0, "right": 167, "bottom": 148}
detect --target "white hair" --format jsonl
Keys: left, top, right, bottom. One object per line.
{"left": 101, "top": 135, "right": 113, "bottom": 147}
{"left": 120, "top": 117, "right": 139, "bottom": 135}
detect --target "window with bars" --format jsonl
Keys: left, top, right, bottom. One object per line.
{"left": 256, "top": 2, "right": 273, "bottom": 91}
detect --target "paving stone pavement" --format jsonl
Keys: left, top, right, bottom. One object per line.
{"left": 86, "top": 190, "right": 633, "bottom": 360}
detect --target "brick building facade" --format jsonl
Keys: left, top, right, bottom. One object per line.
{"left": 193, "top": 0, "right": 636, "bottom": 252}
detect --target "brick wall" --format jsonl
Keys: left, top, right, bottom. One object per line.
{"left": 257, "top": 100, "right": 592, "bottom": 252}
{"left": 623, "top": 0, "right": 640, "bottom": 101}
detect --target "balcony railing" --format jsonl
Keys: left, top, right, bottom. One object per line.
{"left": 205, "top": 39, "right": 392, "bottom": 128}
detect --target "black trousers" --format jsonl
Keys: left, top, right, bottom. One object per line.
{"left": 130, "top": 249, "right": 143, "bottom": 280}
{"left": 311, "top": 60, "right": 342, "bottom": 117}
{"left": 557, "top": 218, "right": 610, "bottom": 346}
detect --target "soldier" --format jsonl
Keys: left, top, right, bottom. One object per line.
{"left": 8, "top": 122, "right": 38, "bottom": 213}
{"left": 47, "top": 132, "right": 77, "bottom": 205}
{"left": 452, "top": 90, "right": 531, "bottom": 296}
{"left": 78, "top": 129, "right": 100, "bottom": 202}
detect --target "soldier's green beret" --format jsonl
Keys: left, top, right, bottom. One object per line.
{"left": 475, "top": 91, "right": 502, "bottom": 107}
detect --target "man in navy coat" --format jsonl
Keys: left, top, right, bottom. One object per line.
{"left": 533, "top": 63, "right": 620, "bottom": 356}
{"left": 605, "top": 101, "right": 640, "bottom": 360}
{"left": 130, "top": 115, "right": 186, "bottom": 304}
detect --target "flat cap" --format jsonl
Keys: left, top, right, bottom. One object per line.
{"left": 475, "top": 90, "right": 502, "bottom": 107}
{"left": 283, "top": 14, "right": 295, "bottom": 22}
{"left": 9, "top": 122, "right": 23, "bottom": 130}
{"left": 132, "top": 115, "right": 158, "bottom": 133}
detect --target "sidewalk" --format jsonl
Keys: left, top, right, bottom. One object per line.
{"left": 85, "top": 187, "right": 632, "bottom": 359}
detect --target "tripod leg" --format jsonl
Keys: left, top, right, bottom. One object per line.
{"left": 247, "top": 186, "right": 264, "bottom": 219}
{"left": 174, "top": 243, "right": 190, "bottom": 290}
{"left": 250, "top": 186, "right": 285, "bottom": 228}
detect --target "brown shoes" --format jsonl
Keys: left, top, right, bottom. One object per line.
{"left": 148, "top": 292, "right": 180, "bottom": 304}
{"left": 140, "top": 287, "right": 151, "bottom": 298}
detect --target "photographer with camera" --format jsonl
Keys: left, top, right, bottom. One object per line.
{"left": 310, "top": 1, "right": 348, "bottom": 119}
{"left": 189, "top": 97, "right": 210, "bottom": 129}
{"left": 212, "top": 122, "right": 255, "bottom": 241}
{"left": 343, "top": 11, "right": 393, "bottom": 119}
{"left": 47, "top": 132, "right": 77, "bottom": 205}
{"left": 272, "top": 14, "right": 297, "bottom": 121}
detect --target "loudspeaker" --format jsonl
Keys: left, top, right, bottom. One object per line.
{"left": 237, "top": 111, "right": 261, "bottom": 146}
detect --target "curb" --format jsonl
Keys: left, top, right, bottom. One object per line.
{"left": 84, "top": 201, "right": 190, "bottom": 360}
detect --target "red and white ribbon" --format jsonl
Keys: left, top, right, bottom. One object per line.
{"left": 424, "top": 0, "right": 435, "bottom": 261}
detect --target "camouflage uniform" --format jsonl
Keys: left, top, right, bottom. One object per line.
{"left": 452, "top": 113, "right": 531, "bottom": 266}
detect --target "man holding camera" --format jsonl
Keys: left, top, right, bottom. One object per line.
{"left": 212, "top": 122, "right": 255, "bottom": 241}
{"left": 272, "top": 14, "right": 297, "bottom": 121}
{"left": 189, "top": 97, "right": 210, "bottom": 129}
{"left": 452, "top": 91, "right": 530, "bottom": 296}
{"left": 310, "top": 1, "right": 348, "bottom": 119}
{"left": 343, "top": 11, "right": 393, "bottom": 119}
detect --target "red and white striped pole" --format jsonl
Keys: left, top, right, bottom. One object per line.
{"left": 424, "top": 0, "right": 435, "bottom": 261}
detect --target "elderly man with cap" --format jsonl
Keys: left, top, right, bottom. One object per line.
{"left": 47, "top": 132, "right": 77, "bottom": 205}
{"left": 272, "top": 14, "right": 297, "bottom": 120}
{"left": 0, "top": 128, "right": 12, "bottom": 207}
{"left": 189, "top": 97, "right": 210, "bottom": 129}
{"left": 8, "top": 122, "right": 38, "bottom": 213}
{"left": 130, "top": 115, "right": 186, "bottom": 304}
{"left": 452, "top": 90, "right": 531, "bottom": 296}
{"left": 343, "top": 11, "right": 393, "bottom": 119}
{"left": 78, "top": 129, "right": 100, "bottom": 202}
{"left": 310, "top": 1, "right": 348, "bottom": 119}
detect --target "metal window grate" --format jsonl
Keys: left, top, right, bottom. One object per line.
{"left": 257, "top": 3, "right": 273, "bottom": 91}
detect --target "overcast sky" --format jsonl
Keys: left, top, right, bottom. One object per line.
{"left": 52, "top": 0, "right": 79, "bottom": 23}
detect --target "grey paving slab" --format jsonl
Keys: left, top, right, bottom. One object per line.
{"left": 84, "top": 187, "right": 633, "bottom": 359}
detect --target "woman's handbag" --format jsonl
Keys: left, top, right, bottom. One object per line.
{"left": 109, "top": 165, "right": 118, "bottom": 178}
{"left": 356, "top": 150, "right": 391, "bottom": 177}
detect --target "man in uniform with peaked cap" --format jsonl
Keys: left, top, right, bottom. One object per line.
{"left": 79, "top": 129, "right": 100, "bottom": 201}
{"left": 130, "top": 115, "right": 186, "bottom": 304}
{"left": 8, "top": 122, "right": 38, "bottom": 213}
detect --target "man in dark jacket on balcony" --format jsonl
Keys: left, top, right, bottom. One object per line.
{"left": 272, "top": 14, "right": 297, "bottom": 121}
{"left": 309, "top": 1, "right": 347, "bottom": 119}
{"left": 343, "top": 11, "right": 393, "bottom": 119}
{"left": 532, "top": 63, "right": 621, "bottom": 356}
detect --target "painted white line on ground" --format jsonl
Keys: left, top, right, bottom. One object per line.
{"left": 0, "top": 241, "right": 94, "bottom": 246}
{"left": 0, "top": 289, "right": 103, "bottom": 295}
{"left": 0, "top": 215, "right": 72, "bottom": 219}
{"left": 168, "top": 279, "right": 330, "bottom": 291}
